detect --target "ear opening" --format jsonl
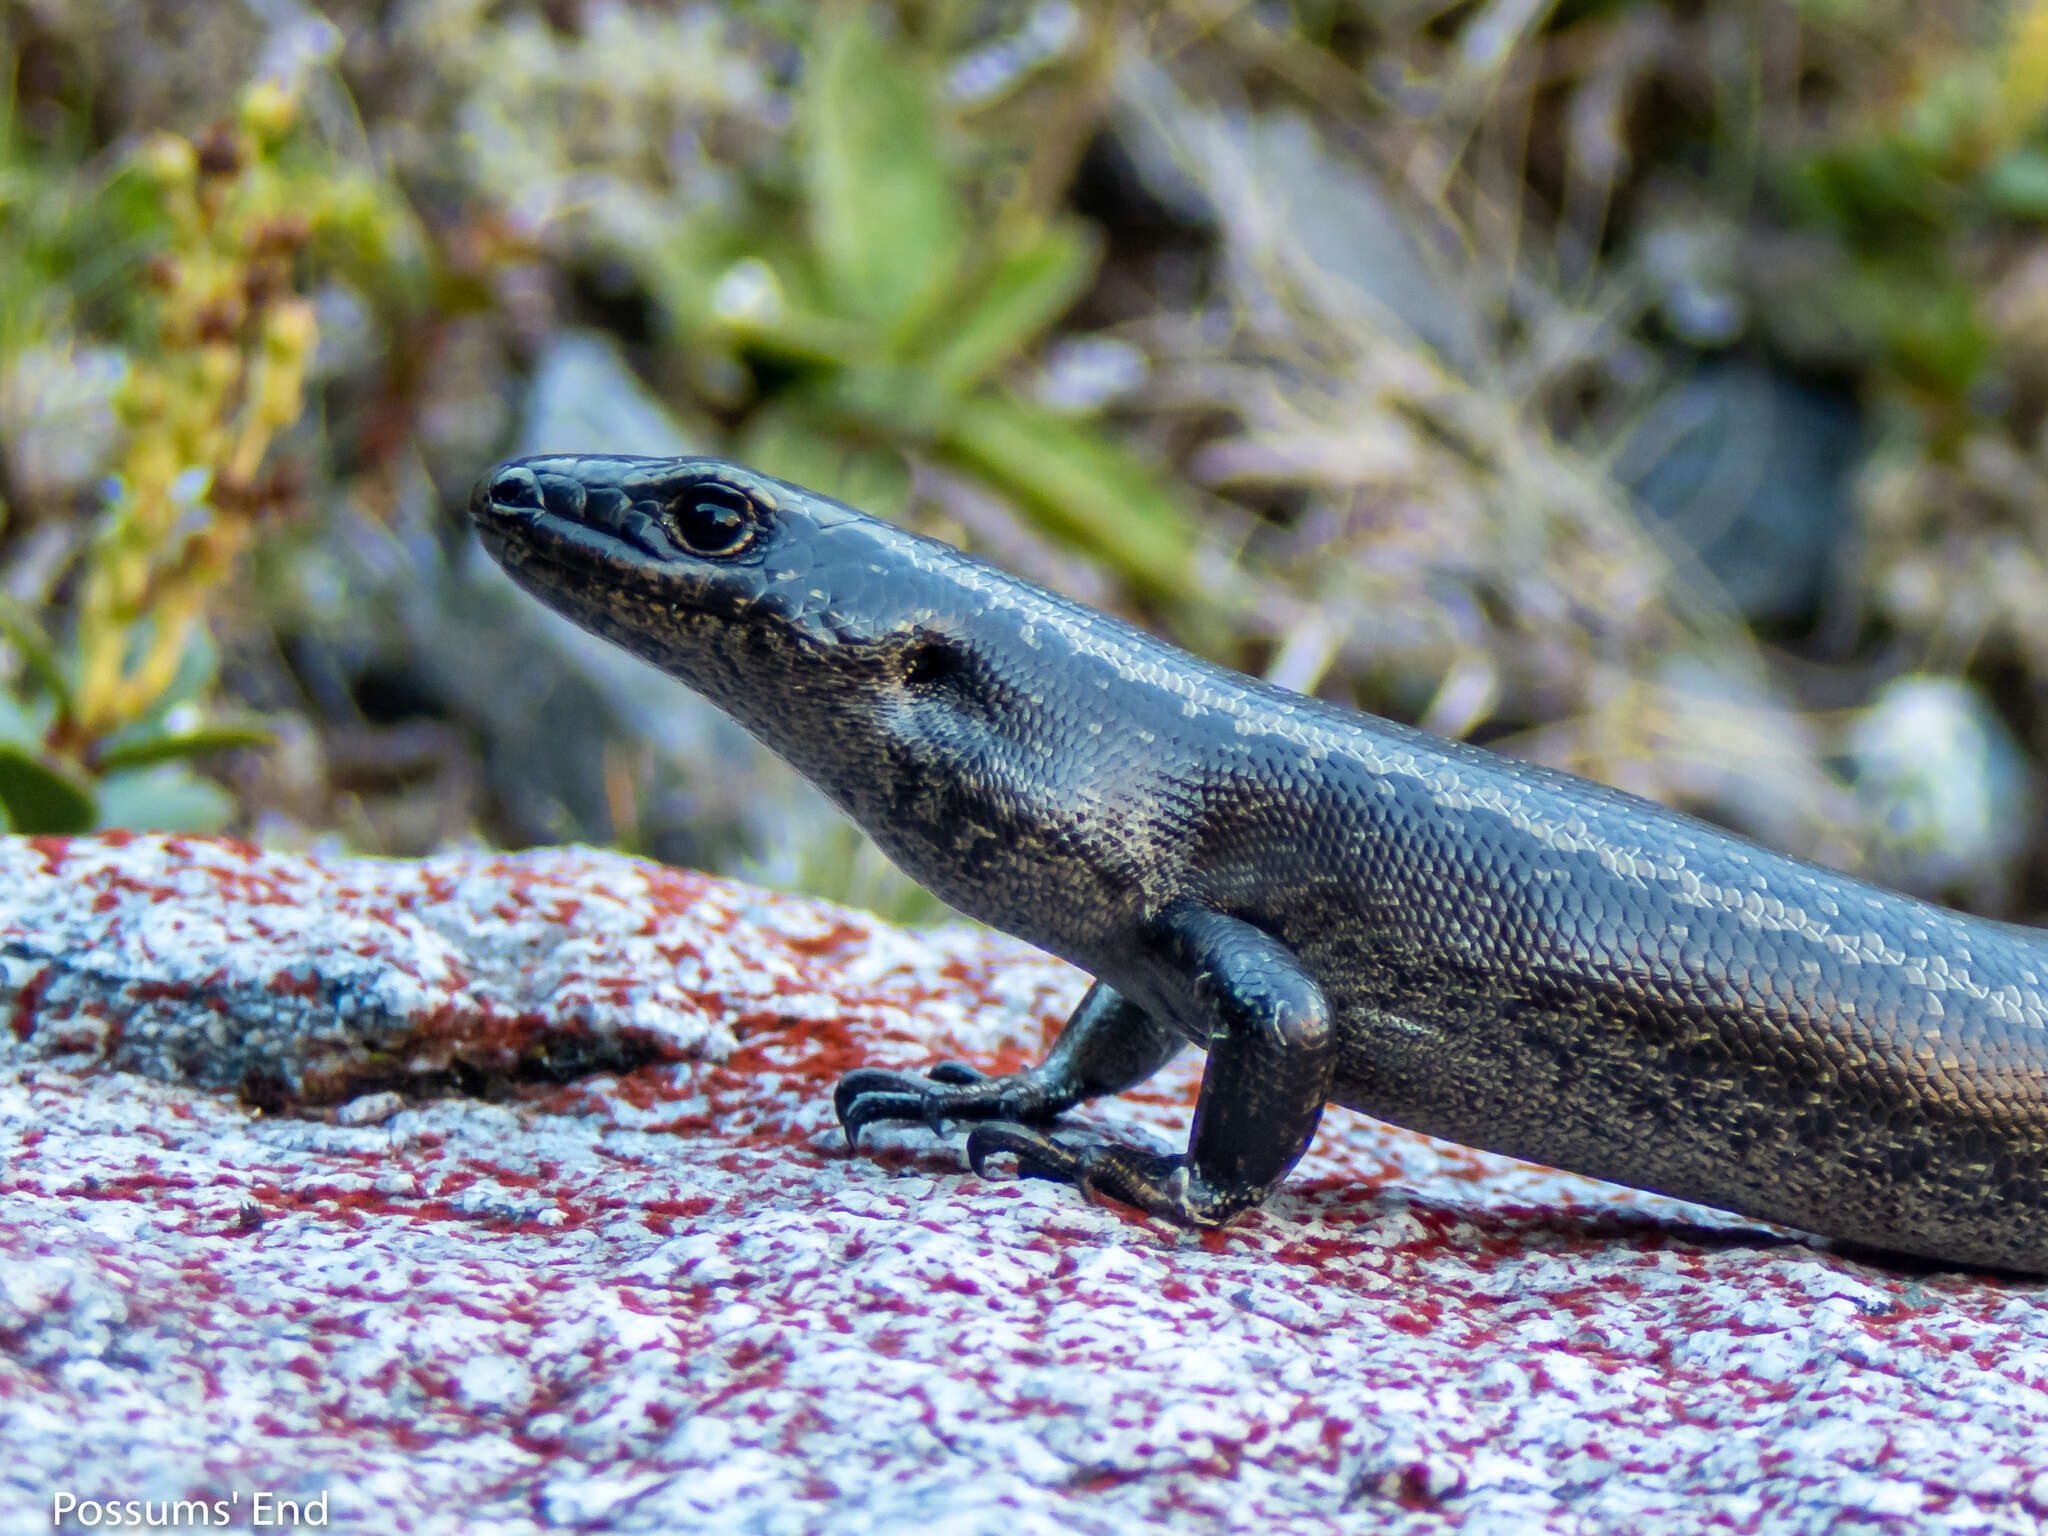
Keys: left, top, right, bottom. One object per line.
{"left": 902, "top": 638, "right": 966, "bottom": 689}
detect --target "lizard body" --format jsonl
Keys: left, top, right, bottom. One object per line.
{"left": 472, "top": 453, "right": 2048, "bottom": 1271}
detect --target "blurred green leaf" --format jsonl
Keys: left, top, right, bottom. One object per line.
{"left": 926, "top": 224, "right": 1101, "bottom": 399}
{"left": 1878, "top": 276, "right": 1989, "bottom": 393}
{"left": 0, "top": 687, "right": 51, "bottom": 748}
{"left": 95, "top": 762, "right": 234, "bottom": 834}
{"left": 1785, "top": 141, "right": 1948, "bottom": 238}
{"left": 0, "top": 744, "right": 96, "bottom": 834}
{"left": 943, "top": 395, "right": 1194, "bottom": 598}
{"left": 1985, "top": 149, "right": 2048, "bottom": 218}
{"left": 1898, "top": 67, "right": 1995, "bottom": 172}
{"left": 95, "top": 723, "right": 277, "bottom": 773}
{"left": 637, "top": 223, "right": 752, "bottom": 340}
{"left": 808, "top": 13, "right": 964, "bottom": 330}
{"left": 698, "top": 244, "right": 880, "bottom": 368}
{"left": 732, "top": 303, "right": 878, "bottom": 370}
{"left": 84, "top": 626, "right": 228, "bottom": 766}
{"left": 738, "top": 401, "right": 912, "bottom": 518}
{"left": 0, "top": 595, "right": 72, "bottom": 717}
{"left": 811, "top": 360, "right": 946, "bottom": 436}
{"left": 157, "top": 623, "right": 220, "bottom": 713}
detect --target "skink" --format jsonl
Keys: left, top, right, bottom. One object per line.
{"left": 471, "top": 453, "right": 2048, "bottom": 1271}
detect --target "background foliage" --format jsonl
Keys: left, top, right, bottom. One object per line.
{"left": 4, "top": 0, "right": 2048, "bottom": 921}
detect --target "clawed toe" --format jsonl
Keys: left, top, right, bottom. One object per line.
{"left": 832, "top": 1063, "right": 1006, "bottom": 1147}
{"left": 963, "top": 1130, "right": 1249, "bottom": 1227}
{"left": 834, "top": 1072, "right": 947, "bottom": 1145}
{"left": 831, "top": 1068, "right": 905, "bottom": 1129}
{"left": 833, "top": 1067, "right": 1256, "bottom": 1227}
{"left": 831, "top": 1058, "right": 1064, "bottom": 1150}
{"left": 965, "top": 1123, "right": 1085, "bottom": 1183}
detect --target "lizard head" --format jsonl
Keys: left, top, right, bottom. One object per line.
{"left": 470, "top": 450, "right": 1192, "bottom": 939}
{"left": 469, "top": 452, "right": 998, "bottom": 755}
{"left": 470, "top": 452, "right": 906, "bottom": 674}
{"left": 475, "top": 454, "right": 807, "bottom": 614}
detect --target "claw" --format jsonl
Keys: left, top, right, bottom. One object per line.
{"left": 840, "top": 1073, "right": 1253, "bottom": 1227}
{"left": 832, "top": 1068, "right": 908, "bottom": 1130}
{"left": 839, "top": 1090, "right": 942, "bottom": 1147}
{"left": 833, "top": 1058, "right": 1065, "bottom": 1159}
{"left": 962, "top": 1130, "right": 1246, "bottom": 1226}
{"left": 832, "top": 1065, "right": 977, "bottom": 1146}
{"left": 965, "top": 1123, "right": 1085, "bottom": 1183}
{"left": 833, "top": 1069, "right": 917, "bottom": 1146}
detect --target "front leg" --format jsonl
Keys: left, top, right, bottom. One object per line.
{"left": 834, "top": 980, "right": 1183, "bottom": 1144}
{"left": 968, "top": 908, "right": 1334, "bottom": 1226}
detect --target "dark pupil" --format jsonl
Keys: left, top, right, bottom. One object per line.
{"left": 673, "top": 485, "right": 753, "bottom": 554}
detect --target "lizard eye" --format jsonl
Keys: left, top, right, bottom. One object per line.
{"left": 666, "top": 482, "right": 759, "bottom": 557}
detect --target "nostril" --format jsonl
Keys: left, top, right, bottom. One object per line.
{"left": 490, "top": 468, "right": 544, "bottom": 511}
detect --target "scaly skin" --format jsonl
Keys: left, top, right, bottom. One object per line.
{"left": 472, "top": 453, "right": 2048, "bottom": 1271}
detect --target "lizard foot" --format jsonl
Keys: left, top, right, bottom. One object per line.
{"left": 834, "top": 1062, "right": 1058, "bottom": 1147}
{"left": 964, "top": 1123, "right": 1260, "bottom": 1228}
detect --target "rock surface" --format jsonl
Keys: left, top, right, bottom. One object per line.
{"left": 2, "top": 834, "right": 2046, "bottom": 1534}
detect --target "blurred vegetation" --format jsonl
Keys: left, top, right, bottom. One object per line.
{"left": 1, "top": 0, "right": 2047, "bottom": 921}
{"left": 0, "top": 49, "right": 417, "bottom": 831}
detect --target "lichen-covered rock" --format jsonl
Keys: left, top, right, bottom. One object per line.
{"left": 0, "top": 832, "right": 1042, "bottom": 1105}
{"left": 3, "top": 835, "right": 2046, "bottom": 1534}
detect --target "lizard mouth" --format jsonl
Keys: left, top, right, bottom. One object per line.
{"left": 469, "top": 464, "right": 655, "bottom": 583}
